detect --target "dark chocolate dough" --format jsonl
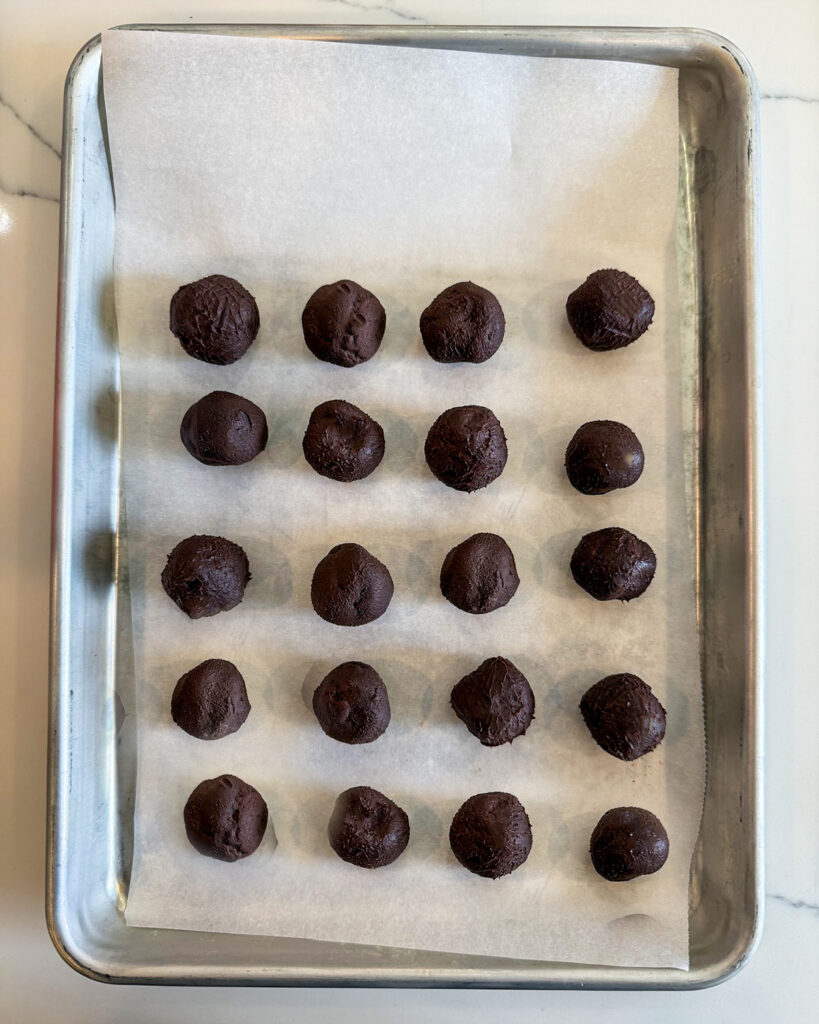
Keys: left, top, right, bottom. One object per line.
{"left": 302, "top": 399, "right": 385, "bottom": 482}
{"left": 424, "top": 405, "right": 508, "bottom": 492}
{"left": 301, "top": 279, "right": 386, "bottom": 367}
{"left": 565, "top": 419, "right": 644, "bottom": 495}
{"left": 590, "top": 806, "right": 669, "bottom": 881}
{"left": 440, "top": 533, "right": 519, "bottom": 614}
{"left": 580, "top": 673, "right": 666, "bottom": 761}
{"left": 180, "top": 390, "right": 268, "bottom": 466}
{"left": 328, "top": 786, "right": 409, "bottom": 868}
{"left": 312, "top": 661, "right": 391, "bottom": 744}
{"left": 566, "top": 269, "right": 655, "bottom": 351}
{"left": 310, "top": 542, "right": 394, "bottom": 626}
{"left": 570, "top": 526, "right": 656, "bottom": 601}
{"left": 161, "top": 534, "right": 251, "bottom": 619}
{"left": 171, "top": 658, "right": 251, "bottom": 740}
{"left": 449, "top": 792, "right": 532, "bottom": 878}
{"left": 451, "top": 657, "right": 534, "bottom": 746}
{"left": 170, "top": 274, "right": 259, "bottom": 365}
{"left": 183, "top": 774, "right": 268, "bottom": 861}
{"left": 420, "top": 281, "right": 505, "bottom": 363}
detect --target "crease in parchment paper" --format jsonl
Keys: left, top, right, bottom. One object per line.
{"left": 101, "top": 29, "right": 702, "bottom": 969}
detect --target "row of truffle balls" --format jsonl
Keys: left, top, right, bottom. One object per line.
{"left": 159, "top": 525, "right": 658, "bottom": 626}
{"left": 173, "top": 654, "right": 666, "bottom": 760}
{"left": 554, "top": 265, "right": 670, "bottom": 880}
{"left": 181, "top": 388, "right": 649, "bottom": 504}
{"left": 169, "top": 267, "right": 654, "bottom": 368}
{"left": 183, "top": 776, "right": 669, "bottom": 883}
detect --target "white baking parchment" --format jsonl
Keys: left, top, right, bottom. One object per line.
{"left": 102, "top": 29, "right": 702, "bottom": 969}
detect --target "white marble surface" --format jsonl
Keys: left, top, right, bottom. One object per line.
{"left": 0, "top": 1, "right": 816, "bottom": 1020}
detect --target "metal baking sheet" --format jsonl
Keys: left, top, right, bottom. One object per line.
{"left": 48, "top": 24, "right": 763, "bottom": 989}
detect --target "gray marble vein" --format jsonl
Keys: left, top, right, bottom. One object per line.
{"left": 322, "top": 0, "right": 426, "bottom": 23}
{"left": 770, "top": 892, "right": 819, "bottom": 915}
{"left": 0, "top": 178, "right": 59, "bottom": 203}
{"left": 761, "top": 92, "right": 819, "bottom": 104}
{"left": 0, "top": 93, "right": 61, "bottom": 159}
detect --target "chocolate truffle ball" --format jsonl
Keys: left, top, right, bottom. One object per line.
{"left": 171, "top": 658, "right": 251, "bottom": 740}
{"left": 451, "top": 657, "right": 535, "bottom": 746}
{"left": 590, "top": 806, "right": 669, "bottom": 881}
{"left": 449, "top": 792, "right": 532, "bottom": 878}
{"left": 566, "top": 268, "right": 655, "bottom": 351}
{"left": 161, "top": 534, "right": 251, "bottom": 619}
{"left": 580, "top": 673, "right": 666, "bottom": 761}
{"left": 420, "top": 281, "right": 506, "bottom": 363}
{"left": 312, "top": 661, "right": 391, "bottom": 744}
{"left": 183, "top": 774, "right": 268, "bottom": 862}
{"left": 180, "top": 391, "right": 268, "bottom": 466}
{"left": 302, "top": 399, "right": 385, "bottom": 482}
{"left": 565, "top": 420, "right": 644, "bottom": 495}
{"left": 570, "top": 527, "right": 656, "bottom": 602}
{"left": 328, "top": 786, "right": 409, "bottom": 868}
{"left": 170, "top": 274, "right": 259, "bottom": 364}
{"left": 425, "top": 405, "right": 508, "bottom": 492}
{"left": 440, "top": 533, "right": 519, "bottom": 615}
{"left": 301, "top": 279, "right": 386, "bottom": 367}
{"left": 310, "top": 542, "right": 394, "bottom": 626}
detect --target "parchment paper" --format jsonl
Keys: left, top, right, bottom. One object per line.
{"left": 102, "top": 29, "right": 702, "bottom": 969}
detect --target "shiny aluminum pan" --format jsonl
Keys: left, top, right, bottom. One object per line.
{"left": 48, "top": 24, "right": 763, "bottom": 988}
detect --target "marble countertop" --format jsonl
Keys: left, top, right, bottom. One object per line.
{"left": 1, "top": 1, "right": 816, "bottom": 1020}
